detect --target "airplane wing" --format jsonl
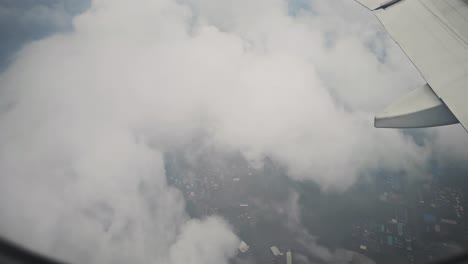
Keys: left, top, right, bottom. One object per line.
{"left": 355, "top": 0, "right": 468, "bottom": 132}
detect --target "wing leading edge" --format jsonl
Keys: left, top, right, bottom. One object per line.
{"left": 355, "top": 0, "right": 468, "bottom": 132}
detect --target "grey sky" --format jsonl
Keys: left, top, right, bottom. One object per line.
{"left": 0, "top": 0, "right": 90, "bottom": 70}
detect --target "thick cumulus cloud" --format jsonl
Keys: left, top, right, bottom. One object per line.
{"left": 179, "top": 0, "right": 430, "bottom": 188}
{"left": 273, "top": 191, "right": 334, "bottom": 262}
{"left": 0, "top": 0, "right": 460, "bottom": 262}
{"left": 0, "top": 0, "right": 244, "bottom": 263}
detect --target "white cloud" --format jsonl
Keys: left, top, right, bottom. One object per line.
{"left": 275, "top": 191, "right": 334, "bottom": 261}
{"left": 0, "top": 0, "right": 464, "bottom": 263}
{"left": 169, "top": 217, "right": 239, "bottom": 264}
{"left": 429, "top": 125, "right": 468, "bottom": 163}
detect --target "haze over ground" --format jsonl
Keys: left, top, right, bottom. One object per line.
{"left": 0, "top": 0, "right": 467, "bottom": 263}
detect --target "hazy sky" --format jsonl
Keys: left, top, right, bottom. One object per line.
{"left": 0, "top": 0, "right": 467, "bottom": 263}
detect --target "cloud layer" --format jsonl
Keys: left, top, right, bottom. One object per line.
{"left": 0, "top": 0, "right": 467, "bottom": 263}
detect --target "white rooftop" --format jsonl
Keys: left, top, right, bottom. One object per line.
{"left": 286, "top": 250, "right": 292, "bottom": 264}
{"left": 239, "top": 241, "right": 250, "bottom": 253}
{"left": 270, "top": 246, "right": 282, "bottom": 256}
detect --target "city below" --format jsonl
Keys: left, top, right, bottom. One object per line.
{"left": 165, "top": 147, "right": 468, "bottom": 264}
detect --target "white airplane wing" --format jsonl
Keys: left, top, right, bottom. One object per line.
{"left": 355, "top": 0, "right": 468, "bottom": 132}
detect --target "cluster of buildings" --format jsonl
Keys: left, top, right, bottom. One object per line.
{"left": 350, "top": 172, "right": 416, "bottom": 262}
{"left": 351, "top": 213, "right": 415, "bottom": 263}
{"left": 418, "top": 183, "right": 464, "bottom": 236}
{"left": 415, "top": 182, "right": 467, "bottom": 262}
{"left": 238, "top": 242, "right": 293, "bottom": 264}
{"left": 350, "top": 170, "right": 468, "bottom": 264}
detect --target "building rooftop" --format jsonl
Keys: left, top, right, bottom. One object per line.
{"left": 239, "top": 241, "right": 250, "bottom": 253}
{"left": 286, "top": 250, "right": 292, "bottom": 264}
{"left": 270, "top": 246, "right": 283, "bottom": 256}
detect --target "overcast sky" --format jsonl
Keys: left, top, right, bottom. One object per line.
{"left": 0, "top": 0, "right": 468, "bottom": 263}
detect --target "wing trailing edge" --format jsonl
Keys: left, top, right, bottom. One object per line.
{"left": 355, "top": 0, "right": 402, "bottom": 10}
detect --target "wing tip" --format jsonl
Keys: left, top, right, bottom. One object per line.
{"left": 374, "top": 84, "right": 459, "bottom": 129}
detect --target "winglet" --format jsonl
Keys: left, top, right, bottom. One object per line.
{"left": 375, "top": 84, "right": 459, "bottom": 128}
